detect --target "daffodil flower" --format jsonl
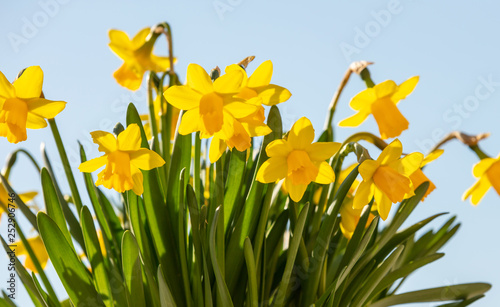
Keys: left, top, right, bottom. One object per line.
{"left": 15, "top": 236, "right": 48, "bottom": 273}
{"left": 340, "top": 199, "right": 375, "bottom": 240}
{"left": 353, "top": 139, "right": 423, "bottom": 220}
{"left": 463, "top": 154, "right": 500, "bottom": 205}
{"left": 257, "top": 117, "right": 341, "bottom": 202}
{"left": 78, "top": 124, "right": 165, "bottom": 195}
{"left": 0, "top": 184, "right": 37, "bottom": 223}
{"left": 0, "top": 66, "right": 66, "bottom": 143}
{"left": 141, "top": 90, "right": 180, "bottom": 141}
{"left": 109, "top": 27, "right": 174, "bottom": 91}
{"left": 226, "top": 60, "right": 292, "bottom": 106}
{"left": 339, "top": 77, "right": 419, "bottom": 139}
{"left": 164, "top": 63, "right": 260, "bottom": 139}
{"left": 409, "top": 149, "right": 443, "bottom": 201}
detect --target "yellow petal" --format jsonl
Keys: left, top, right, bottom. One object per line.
{"left": 410, "top": 169, "right": 435, "bottom": 200}
{"left": 472, "top": 157, "right": 497, "bottom": 178}
{"left": 463, "top": 176, "right": 491, "bottom": 206}
{"left": 131, "top": 28, "right": 151, "bottom": 48}
{"left": 131, "top": 167, "right": 144, "bottom": 195}
{"left": 248, "top": 60, "right": 273, "bottom": 88}
{"left": 0, "top": 71, "right": 15, "bottom": 99}
{"left": 150, "top": 55, "right": 174, "bottom": 71}
{"left": 224, "top": 101, "right": 259, "bottom": 118}
{"left": 284, "top": 178, "right": 308, "bottom": 202}
{"left": 213, "top": 70, "right": 244, "bottom": 94}
{"left": 25, "top": 113, "right": 47, "bottom": 129}
{"left": 187, "top": 64, "right": 213, "bottom": 94}
{"left": 306, "top": 142, "right": 341, "bottom": 162}
{"left": 19, "top": 191, "right": 38, "bottom": 203}
{"left": 371, "top": 98, "right": 409, "bottom": 139}
{"left": 353, "top": 180, "right": 374, "bottom": 209}
{"left": 359, "top": 159, "right": 380, "bottom": 180}
{"left": 164, "top": 85, "right": 202, "bottom": 110}
{"left": 199, "top": 93, "right": 224, "bottom": 135}
{"left": 79, "top": 156, "right": 107, "bottom": 173}
{"left": 374, "top": 80, "right": 397, "bottom": 98}
{"left": 421, "top": 149, "right": 444, "bottom": 167}
{"left": 27, "top": 98, "right": 66, "bottom": 119}
{"left": 178, "top": 109, "right": 200, "bottom": 135}
{"left": 256, "top": 84, "right": 291, "bottom": 106}
{"left": 113, "top": 63, "right": 143, "bottom": 91}
{"left": 288, "top": 117, "right": 315, "bottom": 150}
{"left": 338, "top": 111, "right": 370, "bottom": 127}
{"left": 241, "top": 121, "right": 271, "bottom": 137}
{"left": 372, "top": 166, "right": 411, "bottom": 203}
{"left": 108, "top": 29, "right": 132, "bottom": 49}
{"left": 313, "top": 161, "right": 335, "bottom": 184}
{"left": 374, "top": 188, "right": 392, "bottom": 220}
{"left": 486, "top": 161, "right": 500, "bottom": 195}
{"left": 256, "top": 156, "right": 287, "bottom": 183}
{"left": 13, "top": 66, "right": 43, "bottom": 99}
{"left": 90, "top": 131, "right": 117, "bottom": 153}
{"left": 109, "top": 43, "right": 133, "bottom": 62}
{"left": 209, "top": 136, "right": 227, "bottom": 163}
{"left": 377, "top": 139, "right": 403, "bottom": 165}
{"left": 349, "top": 88, "right": 377, "bottom": 110}
{"left": 16, "top": 236, "right": 48, "bottom": 273}
{"left": 266, "top": 139, "right": 291, "bottom": 157}
{"left": 118, "top": 124, "right": 141, "bottom": 151}
{"left": 389, "top": 152, "right": 424, "bottom": 177}
{"left": 130, "top": 149, "right": 165, "bottom": 170}
{"left": 392, "top": 76, "right": 419, "bottom": 102}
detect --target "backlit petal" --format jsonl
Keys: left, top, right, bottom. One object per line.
{"left": 288, "top": 117, "right": 315, "bottom": 150}
{"left": 13, "top": 66, "right": 43, "bottom": 99}
{"left": 421, "top": 149, "right": 444, "bottom": 167}
{"left": 371, "top": 98, "right": 409, "bottom": 139}
{"left": 209, "top": 136, "right": 227, "bottom": 163}
{"left": 164, "top": 85, "right": 202, "bottom": 110}
{"left": 410, "top": 169, "right": 435, "bottom": 200}
{"left": 25, "top": 113, "right": 47, "bottom": 129}
{"left": 108, "top": 29, "right": 132, "bottom": 49}
{"left": 392, "top": 76, "right": 419, "bottom": 102}
{"left": 373, "top": 166, "right": 411, "bottom": 203}
{"left": 178, "top": 109, "right": 200, "bottom": 135}
{"left": 313, "top": 161, "right": 335, "bottom": 184}
{"left": 113, "top": 63, "right": 143, "bottom": 91}
{"left": 463, "top": 176, "right": 491, "bottom": 206}
{"left": 338, "top": 111, "right": 370, "bottom": 127}
{"left": 130, "top": 148, "right": 165, "bottom": 170}
{"left": 353, "top": 180, "right": 374, "bottom": 209}
{"left": 284, "top": 178, "right": 308, "bottom": 202}
{"left": 0, "top": 71, "right": 15, "bottom": 99}
{"left": 131, "top": 28, "right": 151, "bottom": 48}
{"left": 19, "top": 191, "right": 38, "bottom": 203}
{"left": 213, "top": 70, "right": 244, "bottom": 94}
{"left": 349, "top": 88, "right": 377, "bottom": 110}
{"left": 90, "top": 131, "right": 117, "bottom": 153}
{"left": 389, "top": 152, "right": 424, "bottom": 177}
{"left": 376, "top": 139, "right": 403, "bottom": 165}
{"left": 187, "top": 64, "right": 213, "bottom": 94}
{"left": 26, "top": 98, "right": 66, "bottom": 119}
{"left": 256, "top": 156, "right": 287, "bottom": 183}
{"left": 472, "top": 158, "right": 496, "bottom": 178}
{"left": 374, "top": 80, "right": 397, "bottom": 98}
{"left": 306, "top": 142, "right": 341, "bottom": 162}
{"left": 266, "top": 139, "right": 292, "bottom": 157}
{"left": 131, "top": 167, "right": 144, "bottom": 195}
{"left": 256, "top": 84, "right": 291, "bottom": 106}
{"left": 79, "top": 156, "right": 107, "bottom": 173}
{"left": 359, "top": 159, "right": 380, "bottom": 180}
{"left": 248, "top": 60, "right": 273, "bottom": 88}
{"left": 374, "top": 188, "right": 392, "bottom": 220}
{"left": 486, "top": 161, "right": 500, "bottom": 195}
{"left": 150, "top": 55, "right": 174, "bottom": 71}
{"left": 224, "top": 101, "right": 259, "bottom": 118}
{"left": 117, "top": 124, "right": 141, "bottom": 151}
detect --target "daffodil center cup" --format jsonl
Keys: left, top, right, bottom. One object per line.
{"left": 372, "top": 165, "right": 411, "bottom": 203}
{"left": 199, "top": 92, "right": 224, "bottom": 135}
{"left": 2, "top": 98, "right": 28, "bottom": 127}
{"left": 287, "top": 150, "right": 318, "bottom": 185}
{"left": 237, "top": 87, "right": 258, "bottom": 100}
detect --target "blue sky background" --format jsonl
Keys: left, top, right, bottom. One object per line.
{"left": 1, "top": 0, "right": 500, "bottom": 306}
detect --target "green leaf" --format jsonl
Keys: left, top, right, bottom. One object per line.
{"left": 158, "top": 265, "right": 178, "bottom": 307}
{"left": 274, "top": 203, "right": 310, "bottom": 307}
{"left": 370, "top": 283, "right": 491, "bottom": 307}
{"left": 80, "top": 206, "right": 113, "bottom": 307}
{"left": 243, "top": 237, "right": 258, "bottom": 307}
{"left": 37, "top": 212, "right": 105, "bottom": 306}
{"left": 224, "top": 149, "right": 246, "bottom": 233}
{"left": 122, "top": 231, "right": 145, "bottom": 307}
{"left": 0, "top": 174, "right": 38, "bottom": 231}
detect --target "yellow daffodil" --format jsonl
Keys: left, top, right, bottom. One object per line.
{"left": 463, "top": 154, "right": 500, "bottom": 205}
{"left": 226, "top": 60, "right": 292, "bottom": 106}
{"left": 78, "top": 124, "right": 165, "bottom": 195}
{"left": 409, "top": 149, "right": 443, "bottom": 201}
{"left": 109, "top": 27, "right": 174, "bottom": 91}
{"left": 256, "top": 117, "right": 341, "bottom": 202}
{"left": 0, "top": 183, "right": 38, "bottom": 225}
{"left": 353, "top": 139, "right": 423, "bottom": 220}
{"left": 0, "top": 66, "right": 66, "bottom": 143}
{"left": 164, "top": 63, "right": 260, "bottom": 140}
{"left": 339, "top": 77, "right": 419, "bottom": 139}
{"left": 141, "top": 88, "right": 180, "bottom": 140}
{"left": 15, "top": 236, "right": 48, "bottom": 273}
{"left": 340, "top": 199, "right": 375, "bottom": 240}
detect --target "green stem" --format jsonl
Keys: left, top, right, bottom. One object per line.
{"left": 323, "top": 67, "right": 354, "bottom": 139}
{"left": 147, "top": 72, "right": 161, "bottom": 154}
{"left": 470, "top": 145, "right": 490, "bottom": 160}
{"left": 194, "top": 132, "right": 202, "bottom": 203}
{"left": 360, "top": 68, "right": 375, "bottom": 88}
{"left": 2, "top": 149, "right": 41, "bottom": 179}
{"left": 48, "top": 118, "right": 83, "bottom": 213}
